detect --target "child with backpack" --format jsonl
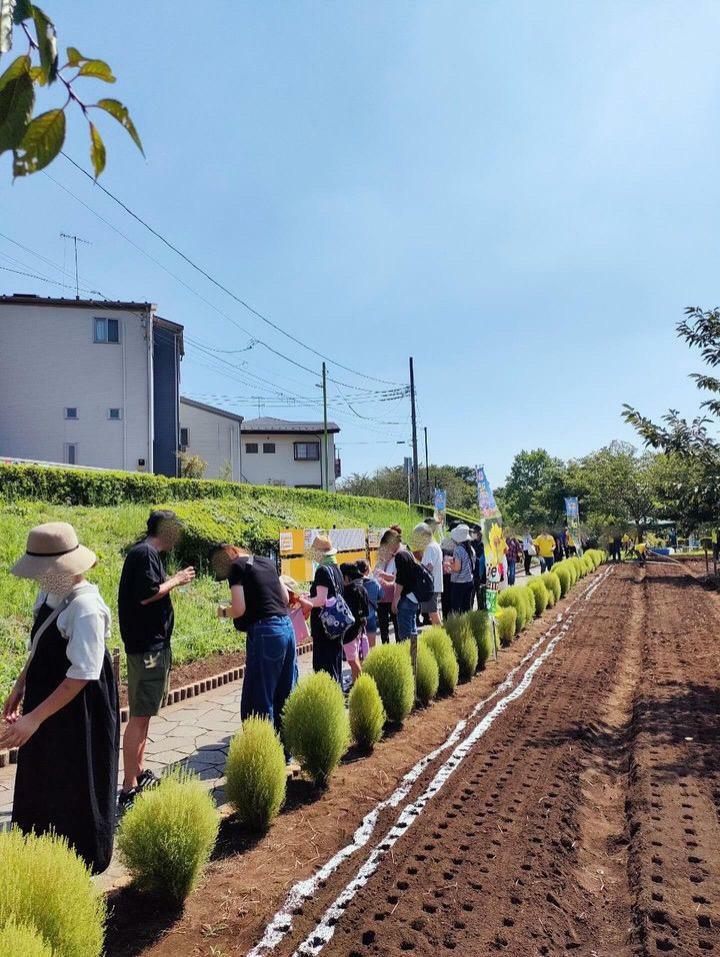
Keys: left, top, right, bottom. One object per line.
{"left": 357, "top": 559, "right": 381, "bottom": 648}
{"left": 340, "top": 563, "right": 369, "bottom": 683}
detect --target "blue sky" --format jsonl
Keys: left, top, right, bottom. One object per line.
{"left": 2, "top": 1, "right": 719, "bottom": 492}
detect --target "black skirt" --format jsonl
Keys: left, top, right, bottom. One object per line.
{"left": 12, "top": 601, "right": 120, "bottom": 874}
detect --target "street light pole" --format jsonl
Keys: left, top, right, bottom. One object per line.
{"left": 409, "top": 357, "right": 419, "bottom": 504}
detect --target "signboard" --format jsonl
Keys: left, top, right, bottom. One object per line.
{"left": 483, "top": 519, "right": 506, "bottom": 615}
{"left": 433, "top": 488, "right": 447, "bottom": 525}
{"left": 475, "top": 465, "right": 499, "bottom": 517}
{"left": 279, "top": 531, "right": 295, "bottom": 554}
{"left": 564, "top": 496, "right": 580, "bottom": 528}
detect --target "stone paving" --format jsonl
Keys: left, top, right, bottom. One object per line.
{"left": 0, "top": 651, "right": 316, "bottom": 888}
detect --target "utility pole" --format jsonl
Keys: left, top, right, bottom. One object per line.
{"left": 409, "top": 357, "right": 420, "bottom": 504}
{"left": 322, "top": 361, "right": 329, "bottom": 492}
{"left": 424, "top": 426, "right": 430, "bottom": 502}
{"left": 60, "top": 232, "right": 90, "bottom": 299}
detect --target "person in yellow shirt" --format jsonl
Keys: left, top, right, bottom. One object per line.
{"left": 635, "top": 540, "right": 647, "bottom": 566}
{"left": 533, "top": 531, "right": 557, "bottom": 571}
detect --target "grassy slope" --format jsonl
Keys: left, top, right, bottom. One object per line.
{"left": 0, "top": 496, "right": 425, "bottom": 700}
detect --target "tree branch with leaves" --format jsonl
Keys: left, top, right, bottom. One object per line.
{"left": 0, "top": 0, "right": 142, "bottom": 178}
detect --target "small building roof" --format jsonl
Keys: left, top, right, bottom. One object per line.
{"left": 180, "top": 396, "right": 244, "bottom": 424}
{"left": 0, "top": 294, "right": 157, "bottom": 311}
{"left": 242, "top": 416, "right": 340, "bottom": 435}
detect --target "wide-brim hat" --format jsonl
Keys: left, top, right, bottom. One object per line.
{"left": 11, "top": 522, "right": 97, "bottom": 580}
{"left": 450, "top": 524, "right": 470, "bottom": 544}
{"left": 306, "top": 534, "right": 337, "bottom": 561}
{"left": 280, "top": 573, "right": 302, "bottom": 593}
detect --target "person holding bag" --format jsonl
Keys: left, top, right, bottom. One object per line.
{"left": 2, "top": 523, "right": 119, "bottom": 874}
{"left": 374, "top": 525, "right": 402, "bottom": 643}
{"left": 300, "top": 535, "right": 348, "bottom": 682}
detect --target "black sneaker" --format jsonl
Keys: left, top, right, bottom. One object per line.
{"left": 118, "top": 787, "right": 139, "bottom": 812}
{"left": 137, "top": 768, "right": 160, "bottom": 790}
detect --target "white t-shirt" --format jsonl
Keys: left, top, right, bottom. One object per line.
{"left": 33, "top": 584, "right": 111, "bottom": 680}
{"left": 422, "top": 540, "right": 444, "bottom": 594}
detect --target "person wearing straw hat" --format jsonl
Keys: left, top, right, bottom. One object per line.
{"left": 300, "top": 534, "right": 346, "bottom": 682}
{"left": 1, "top": 522, "right": 119, "bottom": 874}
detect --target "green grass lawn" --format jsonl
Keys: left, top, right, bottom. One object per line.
{"left": 0, "top": 501, "right": 240, "bottom": 702}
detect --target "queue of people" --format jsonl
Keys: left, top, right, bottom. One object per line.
{"left": 0, "top": 509, "right": 586, "bottom": 877}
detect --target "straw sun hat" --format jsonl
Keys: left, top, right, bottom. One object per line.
{"left": 306, "top": 534, "right": 337, "bottom": 562}
{"left": 11, "top": 522, "right": 97, "bottom": 580}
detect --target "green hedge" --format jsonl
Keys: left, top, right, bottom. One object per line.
{"left": 0, "top": 464, "right": 424, "bottom": 542}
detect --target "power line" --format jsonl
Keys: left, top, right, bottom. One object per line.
{"left": 45, "top": 169, "right": 406, "bottom": 396}
{"left": 60, "top": 151, "right": 405, "bottom": 387}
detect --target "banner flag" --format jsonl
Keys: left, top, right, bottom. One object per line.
{"left": 475, "top": 465, "right": 498, "bottom": 517}
{"left": 433, "top": 488, "right": 447, "bottom": 525}
{"left": 564, "top": 496, "right": 580, "bottom": 527}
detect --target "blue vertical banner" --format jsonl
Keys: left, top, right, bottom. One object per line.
{"left": 564, "top": 496, "right": 580, "bottom": 527}
{"left": 475, "top": 465, "right": 498, "bottom": 517}
{"left": 433, "top": 488, "right": 447, "bottom": 525}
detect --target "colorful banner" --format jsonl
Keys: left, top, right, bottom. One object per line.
{"left": 475, "top": 465, "right": 499, "bottom": 517}
{"left": 483, "top": 518, "right": 506, "bottom": 614}
{"left": 564, "top": 496, "right": 580, "bottom": 528}
{"left": 433, "top": 488, "right": 447, "bottom": 525}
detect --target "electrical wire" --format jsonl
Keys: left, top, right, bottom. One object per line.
{"left": 60, "top": 151, "right": 405, "bottom": 386}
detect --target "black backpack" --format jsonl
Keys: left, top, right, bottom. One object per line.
{"left": 413, "top": 561, "right": 435, "bottom": 603}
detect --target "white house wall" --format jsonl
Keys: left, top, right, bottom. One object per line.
{"left": 0, "top": 303, "right": 151, "bottom": 470}
{"left": 179, "top": 401, "right": 241, "bottom": 480}
{"left": 240, "top": 432, "right": 336, "bottom": 489}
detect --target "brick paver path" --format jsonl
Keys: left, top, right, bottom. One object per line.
{"left": 0, "top": 651, "right": 316, "bottom": 888}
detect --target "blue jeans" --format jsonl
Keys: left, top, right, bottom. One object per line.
{"left": 507, "top": 560, "right": 516, "bottom": 586}
{"left": 396, "top": 596, "right": 418, "bottom": 641}
{"left": 241, "top": 615, "right": 298, "bottom": 734}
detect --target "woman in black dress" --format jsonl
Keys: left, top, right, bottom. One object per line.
{"left": 300, "top": 535, "right": 345, "bottom": 683}
{"left": 2, "top": 523, "right": 119, "bottom": 874}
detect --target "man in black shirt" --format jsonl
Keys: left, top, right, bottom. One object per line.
{"left": 117, "top": 510, "right": 194, "bottom": 808}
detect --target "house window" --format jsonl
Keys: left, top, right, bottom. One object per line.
{"left": 107, "top": 408, "right": 122, "bottom": 420}
{"left": 263, "top": 442, "right": 276, "bottom": 454}
{"left": 180, "top": 427, "right": 189, "bottom": 448}
{"left": 294, "top": 441, "right": 320, "bottom": 461}
{"left": 64, "top": 443, "right": 78, "bottom": 465}
{"left": 245, "top": 442, "right": 259, "bottom": 454}
{"left": 93, "top": 317, "right": 120, "bottom": 343}
{"left": 64, "top": 407, "right": 78, "bottom": 420}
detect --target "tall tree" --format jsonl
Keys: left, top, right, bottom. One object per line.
{"left": 623, "top": 306, "right": 720, "bottom": 530}
{"left": 495, "top": 449, "right": 569, "bottom": 530}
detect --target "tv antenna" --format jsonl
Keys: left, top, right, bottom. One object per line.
{"left": 60, "top": 232, "right": 91, "bottom": 299}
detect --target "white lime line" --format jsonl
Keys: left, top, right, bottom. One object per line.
{"left": 249, "top": 566, "right": 613, "bottom": 957}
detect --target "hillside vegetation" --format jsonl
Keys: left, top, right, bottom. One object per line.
{"left": 0, "top": 466, "right": 428, "bottom": 701}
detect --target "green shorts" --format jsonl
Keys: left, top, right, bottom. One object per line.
{"left": 126, "top": 647, "right": 172, "bottom": 717}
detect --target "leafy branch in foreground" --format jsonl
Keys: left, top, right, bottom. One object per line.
{"left": 0, "top": 0, "right": 142, "bottom": 179}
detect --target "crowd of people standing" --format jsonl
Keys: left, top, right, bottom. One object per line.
{"left": 0, "top": 509, "right": 596, "bottom": 877}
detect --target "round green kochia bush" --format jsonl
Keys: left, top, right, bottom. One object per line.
{"left": 464, "top": 609, "right": 493, "bottom": 670}
{"left": 495, "top": 606, "right": 517, "bottom": 647}
{"left": 0, "top": 829, "right": 106, "bottom": 957}
{"left": 225, "top": 716, "right": 287, "bottom": 832}
{"left": 348, "top": 673, "right": 386, "bottom": 750}
{"left": 553, "top": 563, "right": 571, "bottom": 596}
{"left": 282, "top": 672, "right": 351, "bottom": 786}
{"left": 443, "top": 615, "right": 478, "bottom": 681}
{"left": 420, "top": 626, "right": 459, "bottom": 696}
{"left": 541, "top": 571, "right": 561, "bottom": 605}
{"left": 362, "top": 643, "right": 415, "bottom": 725}
{"left": 522, "top": 584, "right": 536, "bottom": 621}
{"left": 527, "top": 578, "right": 549, "bottom": 616}
{"left": 497, "top": 586, "right": 527, "bottom": 633}
{"left": 0, "top": 920, "right": 53, "bottom": 957}
{"left": 415, "top": 640, "right": 440, "bottom": 706}
{"left": 117, "top": 769, "right": 219, "bottom": 902}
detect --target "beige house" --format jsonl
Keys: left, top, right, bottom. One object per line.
{"left": 240, "top": 417, "right": 340, "bottom": 489}
{"left": 179, "top": 397, "right": 243, "bottom": 480}
{"left": 0, "top": 294, "right": 184, "bottom": 475}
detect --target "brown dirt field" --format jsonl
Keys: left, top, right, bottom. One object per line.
{"left": 108, "top": 562, "right": 720, "bottom": 957}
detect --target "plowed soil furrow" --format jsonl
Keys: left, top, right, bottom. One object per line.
{"left": 295, "top": 567, "right": 629, "bottom": 957}
{"left": 625, "top": 562, "right": 720, "bottom": 956}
